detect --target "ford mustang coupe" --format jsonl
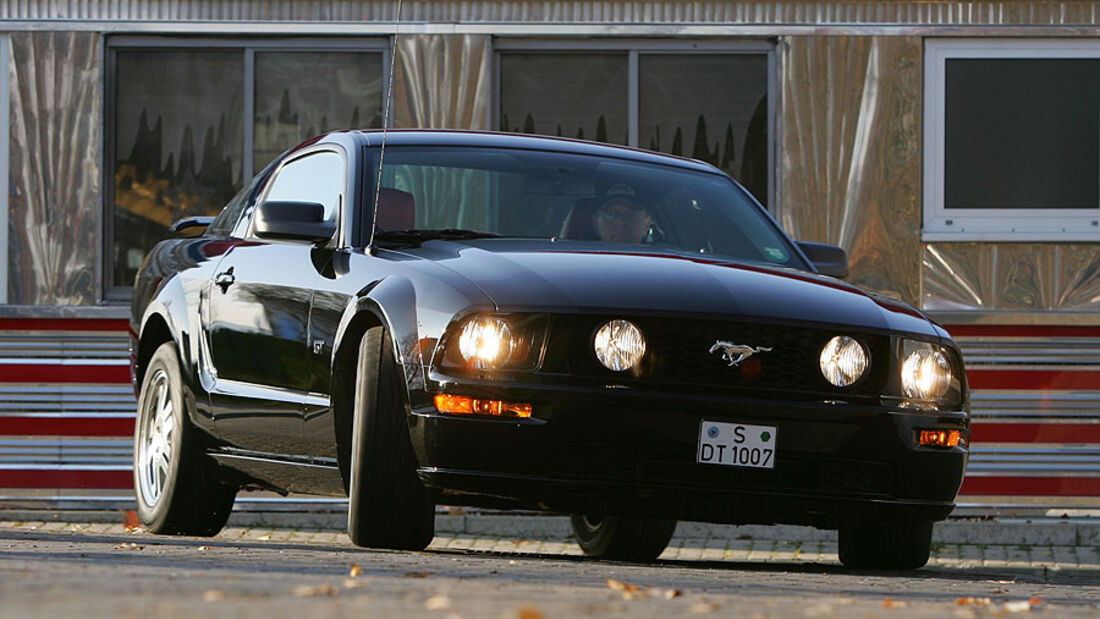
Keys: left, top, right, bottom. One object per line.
{"left": 130, "top": 130, "right": 968, "bottom": 569}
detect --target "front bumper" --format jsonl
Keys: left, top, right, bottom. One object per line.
{"left": 409, "top": 379, "right": 968, "bottom": 529}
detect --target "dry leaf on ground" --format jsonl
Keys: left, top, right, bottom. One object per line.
{"left": 202, "top": 590, "right": 226, "bottom": 602}
{"left": 955, "top": 597, "right": 993, "bottom": 606}
{"left": 349, "top": 564, "right": 363, "bottom": 577}
{"left": 121, "top": 510, "right": 142, "bottom": 532}
{"left": 292, "top": 584, "right": 339, "bottom": 597}
{"left": 515, "top": 606, "right": 546, "bottom": 619}
{"left": 606, "top": 579, "right": 640, "bottom": 592}
{"left": 404, "top": 572, "right": 430, "bottom": 578}
{"left": 1004, "top": 600, "right": 1033, "bottom": 613}
{"left": 425, "top": 594, "right": 451, "bottom": 610}
{"left": 882, "top": 598, "right": 908, "bottom": 609}
{"left": 112, "top": 542, "right": 144, "bottom": 550}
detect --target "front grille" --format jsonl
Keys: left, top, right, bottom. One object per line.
{"left": 550, "top": 315, "right": 891, "bottom": 399}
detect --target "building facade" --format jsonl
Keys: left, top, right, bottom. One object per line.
{"left": 2, "top": 1, "right": 1098, "bottom": 514}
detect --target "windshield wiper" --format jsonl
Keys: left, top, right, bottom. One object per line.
{"left": 372, "top": 228, "right": 503, "bottom": 246}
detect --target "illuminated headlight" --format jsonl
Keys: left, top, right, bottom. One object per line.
{"left": 901, "top": 342, "right": 952, "bottom": 401}
{"left": 594, "top": 320, "right": 646, "bottom": 371}
{"left": 819, "top": 335, "right": 868, "bottom": 387}
{"left": 458, "top": 318, "right": 514, "bottom": 369}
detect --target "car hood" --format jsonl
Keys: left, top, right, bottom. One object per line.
{"left": 395, "top": 240, "right": 940, "bottom": 338}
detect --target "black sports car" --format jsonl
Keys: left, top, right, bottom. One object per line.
{"left": 130, "top": 130, "right": 968, "bottom": 569}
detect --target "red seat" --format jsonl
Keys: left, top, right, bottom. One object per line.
{"left": 560, "top": 197, "right": 601, "bottom": 240}
{"left": 376, "top": 188, "right": 416, "bottom": 231}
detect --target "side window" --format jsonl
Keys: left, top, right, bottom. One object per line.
{"left": 207, "top": 164, "right": 274, "bottom": 236}
{"left": 261, "top": 151, "right": 345, "bottom": 221}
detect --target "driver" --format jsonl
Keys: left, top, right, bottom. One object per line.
{"left": 593, "top": 183, "right": 652, "bottom": 244}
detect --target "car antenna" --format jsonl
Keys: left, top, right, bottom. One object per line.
{"left": 369, "top": 0, "right": 403, "bottom": 252}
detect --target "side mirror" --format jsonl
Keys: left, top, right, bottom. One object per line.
{"left": 253, "top": 201, "right": 336, "bottom": 243}
{"left": 170, "top": 216, "right": 214, "bottom": 233}
{"left": 797, "top": 241, "right": 848, "bottom": 279}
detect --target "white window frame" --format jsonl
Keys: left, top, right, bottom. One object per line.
{"left": 493, "top": 39, "right": 777, "bottom": 210}
{"left": 0, "top": 35, "right": 9, "bottom": 303}
{"left": 924, "top": 39, "right": 1100, "bottom": 242}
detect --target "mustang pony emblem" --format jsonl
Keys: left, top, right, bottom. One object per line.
{"left": 709, "top": 341, "right": 773, "bottom": 367}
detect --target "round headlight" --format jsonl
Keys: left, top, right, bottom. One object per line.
{"left": 819, "top": 335, "right": 868, "bottom": 387}
{"left": 901, "top": 348, "right": 952, "bottom": 401}
{"left": 594, "top": 320, "right": 646, "bottom": 371}
{"left": 458, "top": 318, "right": 514, "bottom": 368}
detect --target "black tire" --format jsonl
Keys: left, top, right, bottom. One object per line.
{"left": 570, "top": 514, "right": 676, "bottom": 562}
{"left": 838, "top": 517, "right": 933, "bottom": 570}
{"left": 133, "top": 342, "right": 236, "bottom": 536}
{"left": 347, "top": 325, "right": 435, "bottom": 550}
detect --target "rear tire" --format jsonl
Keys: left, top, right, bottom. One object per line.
{"left": 347, "top": 326, "right": 435, "bottom": 550}
{"left": 570, "top": 514, "right": 676, "bottom": 562}
{"left": 838, "top": 517, "right": 932, "bottom": 570}
{"left": 134, "top": 342, "right": 236, "bottom": 536}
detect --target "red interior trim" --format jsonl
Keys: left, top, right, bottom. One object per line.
{"left": 960, "top": 476, "right": 1100, "bottom": 497}
{"left": 0, "top": 416, "right": 134, "bottom": 437}
{"left": 0, "top": 318, "right": 130, "bottom": 332}
{"left": 0, "top": 469, "right": 131, "bottom": 489}
{"left": 945, "top": 325, "right": 1100, "bottom": 338}
{"left": 966, "top": 369, "right": 1100, "bottom": 391}
{"left": 0, "top": 364, "right": 131, "bottom": 384}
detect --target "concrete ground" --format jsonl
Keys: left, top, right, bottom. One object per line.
{"left": 2, "top": 518, "right": 1097, "bottom": 618}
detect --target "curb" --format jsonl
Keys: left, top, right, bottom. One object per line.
{"left": 3, "top": 510, "right": 1098, "bottom": 546}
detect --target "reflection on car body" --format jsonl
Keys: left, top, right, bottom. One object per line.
{"left": 130, "top": 130, "right": 968, "bottom": 569}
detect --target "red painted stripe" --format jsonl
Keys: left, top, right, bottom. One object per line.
{"left": 966, "top": 369, "right": 1100, "bottom": 391}
{"left": 0, "top": 318, "right": 129, "bottom": 332}
{"left": 0, "top": 469, "right": 131, "bottom": 489}
{"left": 971, "top": 422, "right": 1100, "bottom": 444}
{"left": 0, "top": 416, "right": 134, "bottom": 437}
{"left": 960, "top": 476, "right": 1100, "bottom": 496}
{"left": 945, "top": 324, "right": 1100, "bottom": 338}
{"left": 0, "top": 364, "right": 131, "bottom": 384}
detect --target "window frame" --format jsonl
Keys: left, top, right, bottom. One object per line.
{"left": 493, "top": 38, "right": 776, "bottom": 209}
{"left": 103, "top": 36, "right": 389, "bottom": 301}
{"left": 923, "top": 39, "right": 1100, "bottom": 242}
{"left": 244, "top": 145, "right": 348, "bottom": 246}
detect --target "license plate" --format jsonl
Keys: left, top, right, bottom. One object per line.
{"left": 697, "top": 420, "right": 777, "bottom": 469}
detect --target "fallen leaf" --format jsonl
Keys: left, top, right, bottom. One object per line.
{"left": 292, "top": 584, "right": 338, "bottom": 597}
{"left": 882, "top": 598, "right": 907, "bottom": 609}
{"left": 1028, "top": 597, "right": 1043, "bottom": 606}
{"left": 121, "top": 510, "right": 142, "bottom": 532}
{"left": 664, "top": 589, "right": 683, "bottom": 599}
{"left": 404, "top": 572, "right": 431, "bottom": 578}
{"left": 342, "top": 578, "right": 368, "bottom": 589}
{"left": 257, "top": 534, "right": 272, "bottom": 541}
{"left": 197, "top": 545, "right": 213, "bottom": 551}
{"left": 113, "top": 542, "right": 144, "bottom": 550}
{"left": 606, "top": 579, "right": 640, "bottom": 593}
{"left": 349, "top": 564, "right": 363, "bottom": 578}
{"left": 201, "top": 590, "right": 226, "bottom": 602}
{"left": 955, "top": 597, "right": 993, "bottom": 606}
{"left": 425, "top": 594, "right": 451, "bottom": 610}
{"left": 515, "top": 607, "right": 546, "bottom": 619}
{"left": 1004, "top": 600, "right": 1032, "bottom": 613}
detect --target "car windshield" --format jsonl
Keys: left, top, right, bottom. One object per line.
{"left": 369, "top": 145, "right": 806, "bottom": 270}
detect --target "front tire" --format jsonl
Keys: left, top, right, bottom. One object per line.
{"left": 838, "top": 517, "right": 933, "bottom": 570}
{"left": 134, "top": 342, "right": 236, "bottom": 536}
{"left": 347, "top": 326, "right": 435, "bottom": 550}
{"left": 570, "top": 514, "right": 676, "bottom": 562}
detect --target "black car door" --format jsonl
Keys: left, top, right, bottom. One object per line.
{"left": 205, "top": 149, "right": 345, "bottom": 455}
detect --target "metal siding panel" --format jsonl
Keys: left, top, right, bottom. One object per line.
{"left": 7, "top": 31, "right": 101, "bottom": 305}
{"left": 779, "top": 35, "right": 922, "bottom": 306}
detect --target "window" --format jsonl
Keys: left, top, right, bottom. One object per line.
{"left": 497, "top": 41, "right": 773, "bottom": 207}
{"left": 924, "top": 40, "right": 1100, "bottom": 241}
{"left": 261, "top": 151, "right": 345, "bottom": 222}
{"left": 106, "top": 38, "right": 385, "bottom": 297}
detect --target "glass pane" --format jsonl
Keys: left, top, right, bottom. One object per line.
{"left": 254, "top": 52, "right": 383, "bottom": 171}
{"left": 639, "top": 54, "right": 769, "bottom": 204}
{"left": 263, "top": 152, "right": 345, "bottom": 221}
{"left": 945, "top": 58, "right": 1099, "bottom": 210}
{"left": 113, "top": 50, "right": 244, "bottom": 288}
{"left": 499, "top": 53, "right": 628, "bottom": 145}
{"left": 373, "top": 146, "right": 805, "bottom": 270}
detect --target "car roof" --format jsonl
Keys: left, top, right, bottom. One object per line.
{"left": 315, "top": 129, "right": 725, "bottom": 176}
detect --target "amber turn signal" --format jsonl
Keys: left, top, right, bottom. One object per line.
{"left": 918, "top": 429, "right": 962, "bottom": 448}
{"left": 434, "top": 394, "right": 532, "bottom": 418}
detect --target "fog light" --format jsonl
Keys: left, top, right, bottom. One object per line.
{"left": 819, "top": 335, "right": 868, "bottom": 387}
{"left": 594, "top": 319, "right": 646, "bottom": 371}
{"left": 434, "top": 394, "right": 532, "bottom": 418}
{"left": 918, "top": 429, "right": 962, "bottom": 448}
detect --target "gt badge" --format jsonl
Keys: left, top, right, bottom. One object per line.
{"left": 709, "top": 341, "right": 772, "bottom": 367}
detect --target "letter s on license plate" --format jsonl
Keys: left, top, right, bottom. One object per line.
{"left": 697, "top": 420, "right": 777, "bottom": 469}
